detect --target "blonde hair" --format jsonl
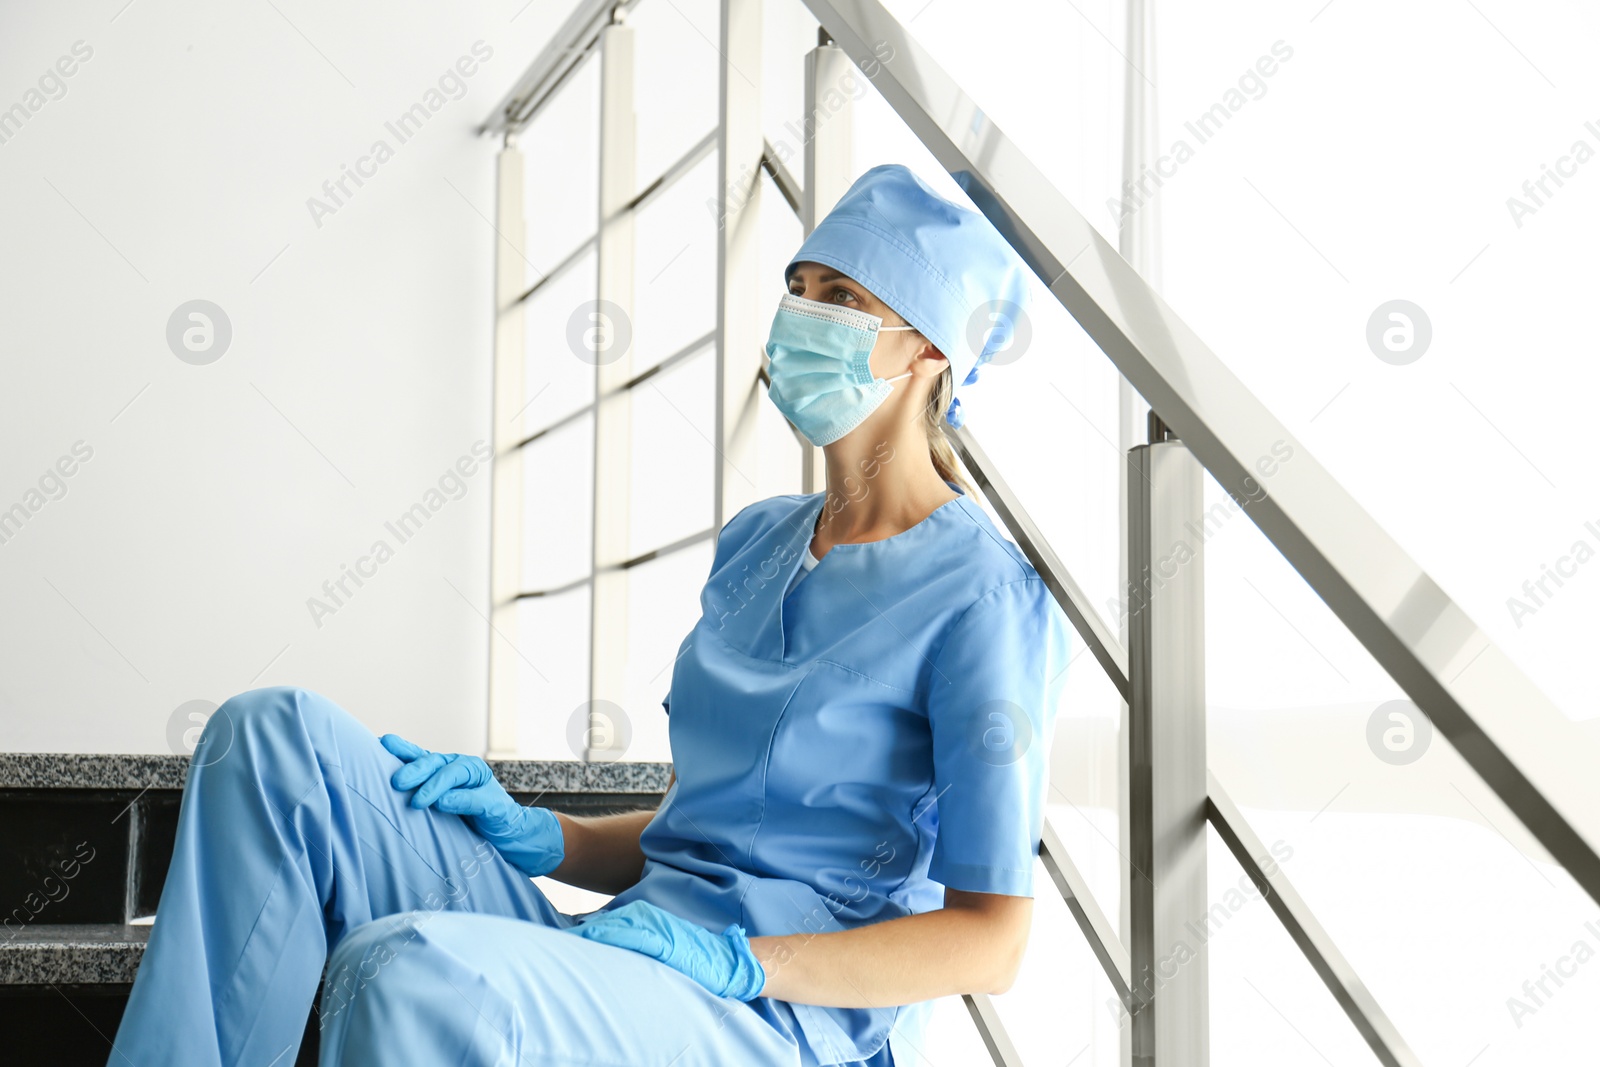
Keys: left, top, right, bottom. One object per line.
{"left": 923, "top": 364, "right": 978, "bottom": 499}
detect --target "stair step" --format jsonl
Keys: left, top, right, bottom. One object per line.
{"left": 0, "top": 752, "right": 673, "bottom": 793}
{"left": 0, "top": 754, "right": 670, "bottom": 977}
{"left": 0, "top": 924, "right": 150, "bottom": 986}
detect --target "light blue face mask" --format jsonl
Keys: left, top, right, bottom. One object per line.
{"left": 763, "top": 292, "right": 917, "bottom": 447}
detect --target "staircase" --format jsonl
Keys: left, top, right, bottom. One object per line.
{"left": 0, "top": 752, "right": 670, "bottom": 1066}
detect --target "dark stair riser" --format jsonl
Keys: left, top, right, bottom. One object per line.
{"left": 1, "top": 774, "right": 664, "bottom": 1067}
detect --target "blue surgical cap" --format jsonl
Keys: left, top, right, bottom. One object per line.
{"left": 784, "top": 163, "right": 1034, "bottom": 430}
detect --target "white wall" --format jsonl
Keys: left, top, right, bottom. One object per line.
{"left": 0, "top": 1, "right": 570, "bottom": 754}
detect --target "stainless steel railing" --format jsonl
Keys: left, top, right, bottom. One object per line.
{"left": 790, "top": 4, "right": 1598, "bottom": 1064}
{"left": 792, "top": 0, "right": 1600, "bottom": 905}
{"left": 483, "top": 2, "right": 1600, "bottom": 1064}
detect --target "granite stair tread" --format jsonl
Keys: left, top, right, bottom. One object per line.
{"left": 0, "top": 753, "right": 673, "bottom": 793}
{"left": 0, "top": 754, "right": 669, "bottom": 990}
{"left": 0, "top": 924, "right": 151, "bottom": 986}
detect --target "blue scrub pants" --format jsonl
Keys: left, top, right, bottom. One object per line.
{"left": 106, "top": 685, "right": 852, "bottom": 1067}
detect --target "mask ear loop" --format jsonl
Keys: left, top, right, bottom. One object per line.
{"left": 877, "top": 323, "right": 917, "bottom": 385}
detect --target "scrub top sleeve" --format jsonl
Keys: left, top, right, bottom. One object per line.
{"left": 924, "top": 578, "right": 1071, "bottom": 897}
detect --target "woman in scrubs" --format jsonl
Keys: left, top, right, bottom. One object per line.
{"left": 106, "top": 163, "right": 1071, "bottom": 1067}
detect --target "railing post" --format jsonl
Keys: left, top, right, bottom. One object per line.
{"left": 588, "top": 10, "right": 637, "bottom": 760}
{"left": 714, "top": 0, "right": 766, "bottom": 526}
{"left": 798, "top": 29, "right": 854, "bottom": 494}
{"left": 1126, "top": 426, "right": 1208, "bottom": 1066}
{"left": 487, "top": 133, "right": 526, "bottom": 758}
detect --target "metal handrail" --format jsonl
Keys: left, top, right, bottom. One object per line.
{"left": 480, "top": 0, "right": 641, "bottom": 136}
{"left": 797, "top": 0, "right": 1600, "bottom": 907}
{"left": 962, "top": 992, "right": 1027, "bottom": 1067}
{"left": 1208, "top": 772, "right": 1422, "bottom": 1067}
{"left": 513, "top": 128, "right": 720, "bottom": 308}
{"left": 486, "top": 2, "right": 1599, "bottom": 1063}
{"left": 511, "top": 329, "right": 717, "bottom": 452}
{"left": 952, "top": 428, "right": 1129, "bottom": 701}
{"left": 1039, "top": 817, "right": 1134, "bottom": 1009}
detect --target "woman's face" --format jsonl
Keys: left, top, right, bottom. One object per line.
{"left": 785, "top": 261, "right": 944, "bottom": 384}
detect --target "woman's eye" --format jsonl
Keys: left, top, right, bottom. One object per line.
{"left": 786, "top": 284, "right": 856, "bottom": 303}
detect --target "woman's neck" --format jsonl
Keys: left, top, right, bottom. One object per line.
{"left": 812, "top": 436, "right": 959, "bottom": 552}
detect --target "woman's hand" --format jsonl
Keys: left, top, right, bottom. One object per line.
{"left": 564, "top": 900, "right": 766, "bottom": 1001}
{"left": 380, "top": 733, "right": 565, "bottom": 879}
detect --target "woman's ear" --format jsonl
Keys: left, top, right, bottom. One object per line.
{"left": 915, "top": 342, "right": 948, "bottom": 375}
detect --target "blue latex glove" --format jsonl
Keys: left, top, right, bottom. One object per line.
{"left": 565, "top": 900, "right": 766, "bottom": 1001}
{"left": 380, "top": 733, "right": 565, "bottom": 878}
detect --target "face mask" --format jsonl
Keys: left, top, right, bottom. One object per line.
{"left": 763, "top": 292, "right": 918, "bottom": 447}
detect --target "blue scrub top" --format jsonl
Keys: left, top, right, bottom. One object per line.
{"left": 598, "top": 481, "right": 1072, "bottom": 1065}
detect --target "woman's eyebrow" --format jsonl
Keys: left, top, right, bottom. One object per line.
{"left": 790, "top": 270, "right": 876, "bottom": 305}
